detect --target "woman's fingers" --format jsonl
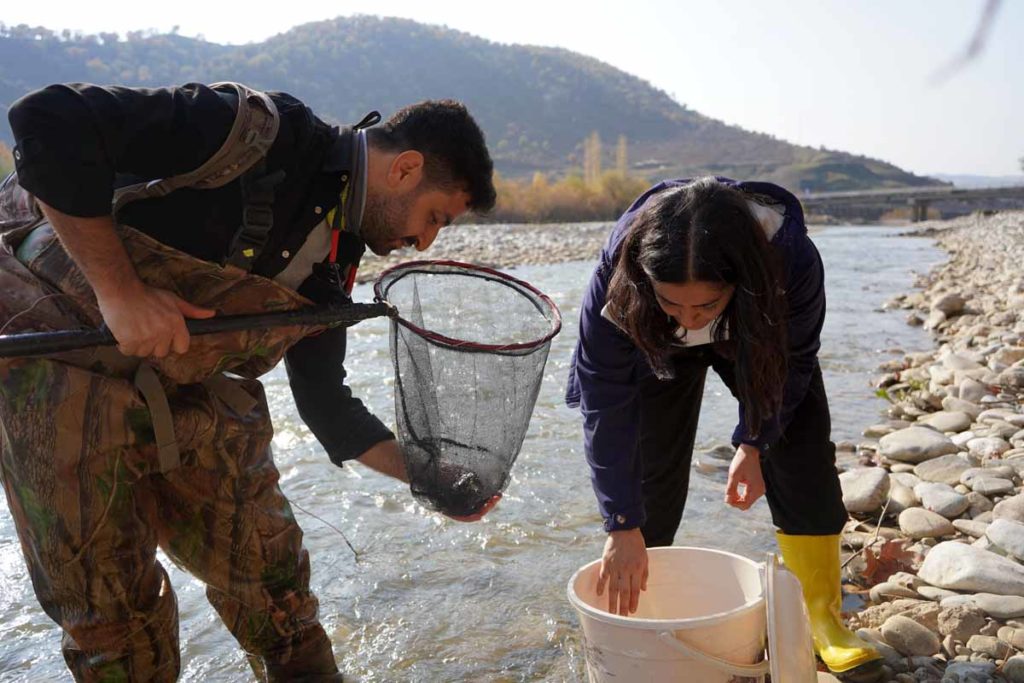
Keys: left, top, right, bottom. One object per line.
{"left": 629, "top": 571, "right": 642, "bottom": 614}
{"left": 600, "top": 528, "right": 648, "bottom": 614}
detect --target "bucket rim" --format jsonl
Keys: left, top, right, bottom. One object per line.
{"left": 566, "top": 546, "right": 765, "bottom": 630}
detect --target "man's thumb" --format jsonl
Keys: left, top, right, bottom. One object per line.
{"left": 176, "top": 298, "right": 217, "bottom": 319}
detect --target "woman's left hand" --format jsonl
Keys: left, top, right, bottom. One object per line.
{"left": 725, "top": 444, "right": 765, "bottom": 510}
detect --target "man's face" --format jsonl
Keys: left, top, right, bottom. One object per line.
{"left": 361, "top": 185, "right": 472, "bottom": 257}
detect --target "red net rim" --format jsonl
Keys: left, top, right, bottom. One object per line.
{"left": 373, "top": 259, "right": 562, "bottom": 353}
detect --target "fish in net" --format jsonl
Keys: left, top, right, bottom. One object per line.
{"left": 374, "top": 260, "right": 561, "bottom": 516}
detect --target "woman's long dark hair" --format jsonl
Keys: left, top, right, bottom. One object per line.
{"left": 606, "top": 177, "right": 788, "bottom": 437}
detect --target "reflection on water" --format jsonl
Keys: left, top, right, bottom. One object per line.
{"left": 0, "top": 225, "right": 943, "bottom": 681}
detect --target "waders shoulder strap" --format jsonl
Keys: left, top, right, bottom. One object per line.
{"left": 111, "top": 82, "right": 281, "bottom": 217}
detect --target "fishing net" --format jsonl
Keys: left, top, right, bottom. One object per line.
{"left": 374, "top": 260, "right": 561, "bottom": 516}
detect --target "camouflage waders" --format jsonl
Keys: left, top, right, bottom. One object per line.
{"left": 0, "top": 223, "right": 342, "bottom": 682}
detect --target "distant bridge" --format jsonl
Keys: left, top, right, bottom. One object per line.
{"left": 801, "top": 185, "right": 1024, "bottom": 221}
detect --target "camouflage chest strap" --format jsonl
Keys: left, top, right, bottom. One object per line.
{"left": 134, "top": 364, "right": 180, "bottom": 473}
{"left": 134, "top": 364, "right": 260, "bottom": 475}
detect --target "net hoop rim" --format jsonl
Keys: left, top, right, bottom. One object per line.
{"left": 373, "top": 259, "right": 562, "bottom": 352}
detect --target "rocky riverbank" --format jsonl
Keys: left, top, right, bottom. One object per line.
{"left": 837, "top": 210, "right": 1024, "bottom": 682}
{"left": 354, "top": 221, "right": 611, "bottom": 283}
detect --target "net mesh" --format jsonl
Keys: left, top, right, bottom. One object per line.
{"left": 374, "top": 260, "right": 561, "bottom": 516}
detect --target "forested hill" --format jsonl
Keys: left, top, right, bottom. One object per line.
{"left": 0, "top": 16, "right": 940, "bottom": 192}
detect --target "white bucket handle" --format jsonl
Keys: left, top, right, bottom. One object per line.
{"left": 656, "top": 631, "right": 770, "bottom": 678}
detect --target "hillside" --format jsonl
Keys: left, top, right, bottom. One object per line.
{"left": 0, "top": 17, "right": 941, "bottom": 192}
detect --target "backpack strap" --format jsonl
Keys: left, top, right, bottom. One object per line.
{"left": 111, "top": 82, "right": 280, "bottom": 216}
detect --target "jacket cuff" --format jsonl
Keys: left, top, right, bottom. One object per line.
{"left": 602, "top": 505, "right": 645, "bottom": 532}
{"left": 326, "top": 416, "right": 395, "bottom": 467}
{"left": 731, "top": 425, "right": 774, "bottom": 453}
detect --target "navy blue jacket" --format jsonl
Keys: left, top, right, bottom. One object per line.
{"left": 565, "top": 179, "right": 826, "bottom": 532}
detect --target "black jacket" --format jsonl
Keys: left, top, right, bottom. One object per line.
{"left": 9, "top": 81, "right": 394, "bottom": 464}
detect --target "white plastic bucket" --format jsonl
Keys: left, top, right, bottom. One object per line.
{"left": 567, "top": 546, "right": 769, "bottom": 682}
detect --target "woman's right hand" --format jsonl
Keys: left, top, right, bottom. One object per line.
{"left": 597, "top": 528, "right": 649, "bottom": 616}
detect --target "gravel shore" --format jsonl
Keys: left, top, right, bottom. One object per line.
{"left": 835, "top": 211, "right": 1024, "bottom": 682}
{"left": 355, "top": 221, "right": 612, "bottom": 283}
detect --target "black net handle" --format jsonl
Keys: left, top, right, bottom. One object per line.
{"left": 0, "top": 302, "right": 394, "bottom": 358}
{"left": 373, "top": 259, "right": 562, "bottom": 353}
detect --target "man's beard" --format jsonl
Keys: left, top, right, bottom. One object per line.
{"left": 360, "top": 189, "right": 416, "bottom": 256}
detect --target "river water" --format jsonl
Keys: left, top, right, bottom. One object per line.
{"left": 0, "top": 224, "right": 944, "bottom": 682}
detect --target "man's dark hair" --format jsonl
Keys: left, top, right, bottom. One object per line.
{"left": 367, "top": 99, "right": 496, "bottom": 213}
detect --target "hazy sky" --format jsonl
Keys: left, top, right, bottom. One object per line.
{"left": 4, "top": 0, "right": 1020, "bottom": 176}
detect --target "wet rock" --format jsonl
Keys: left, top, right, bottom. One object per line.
{"left": 952, "top": 519, "right": 990, "bottom": 538}
{"left": 881, "top": 427, "right": 961, "bottom": 464}
{"left": 855, "top": 627, "right": 905, "bottom": 669}
{"left": 900, "top": 508, "right": 956, "bottom": 538}
{"left": 971, "top": 592, "right": 1024, "bottom": 619}
{"left": 1004, "top": 654, "right": 1024, "bottom": 683}
{"left": 943, "top": 396, "right": 985, "bottom": 419}
{"left": 851, "top": 599, "right": 940, "bottom": 631}
{"left": 889, "top": 571, "right": 926, "bottom": 591}
{"left": 967, "top": 436, "right": 1011, "bottom": 458}
{"left": 965, "top": 634, "right": 1011, "bottom": 659}
{"left": 942, "top": 594, "right": 981, "bottom": 610}
{"left": 998, "top": 626, "right": 1024, "bottom": 650}
{"left": 942, "top": 661, "right": 997, "bottom": 682}
{"left": 959, "top": 378, "right": 991, "bottom": 403}
{"left": 840, "top": 468, "right": 891, "bottom": 514}
{"left": 909, "top": 657, "right": 944, "bottom": 679}
{"left": 887, "top": 483, "right": 918, "bottom": 514}
{"left": 1000, "top": 366, "right": 1024, "bottom": 389}
{"left": 966, "top": 491, "right": 995, "bottom": 518}
{"left": 918, "top": 410, "right": 973, "bottom": 433}
{"left": 918, "top": 541, "right": 1024, "bottom": 595}
{"left": 915, "top": 453, "right": 974, "bottom": 485}
{"left": 915, "top": 482, "right": 970, "bottom": 518}
{"left": 971, "top": 478, "right": 1017, "bottom": 498}
{"left": 938, "top": 604, "right": 988, "bottom": 642}
{"left": 919, "top": 586, "right": 960, "bottom": 601}
{"left": 942, "top": 350, "right": 980, "bottom": 368}
{"left": 890, "top": 471, "right": 921, "bottom": 487}
{"left": 994, "top": 347, "right": 1024, "bottom": 366}
{"left": 925, "top": 310, "right": 949, "bottom": 330}
{"left": 994, "top": 494, "right": 1024, "bottom": 523}
{"left": 952, "top": 431, "right": 977, "bottom": 448}
{"left": 881, "top": 615, "right": 941, "bottom": 656}
{"left": 985, "top": 518, "right": 1024, "bottom": 559}
{"left": 961, "top": 466, "right": 1015, "bottom": 486}
{"left": 870, "top": 582, "right": 919, "bottom": 602}
{"left": 978, "top": 408, "right": 1024, "bottom": 426}
{"left": 864, "top": 423, "right": 898, "bottom": 439}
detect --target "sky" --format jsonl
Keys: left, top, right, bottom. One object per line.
{"left": 4, "top": 0, "right": 1021, "bottom": 177}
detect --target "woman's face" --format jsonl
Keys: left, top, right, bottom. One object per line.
{"left": 650, "top": 280, "right": 735, "bottom": 331}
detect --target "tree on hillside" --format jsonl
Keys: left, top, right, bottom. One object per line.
{"left": 616, "top": 135, "right": 628, "bottom": 176}
{"left": 583, "top": 132, "right": 602, "bottom": 187}
{"left": 0, "top": 142, "right": 13, "bottom": 176}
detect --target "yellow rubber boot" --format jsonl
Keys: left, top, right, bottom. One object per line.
{"left": 776, "top": 532, "right": 882, "bottom": 674}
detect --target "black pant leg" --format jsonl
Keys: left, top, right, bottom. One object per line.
{"left": 709, "top": 354, "right": 847, "bottom": 535}
{"left": 761, "top": 365, "right": 847, "bottom": 534}
{"left": 637, "top": 350, "right": 709, "bottom": 547}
